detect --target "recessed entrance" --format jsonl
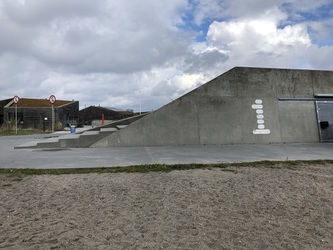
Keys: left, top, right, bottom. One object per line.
{"left": 316, "top": 101, "right": 333, "bottom": 142}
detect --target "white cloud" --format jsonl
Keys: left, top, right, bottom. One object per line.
{"left": 205, "top": 7, "right": 312, "bottom": 69}
{"left": 2, "top": 0, "right": 105, "bottom": 25}
{"left": 4, "top": 1, "right": 188, "bottom": 74}
{"left": 0, "top": 0, "right": 333, "bottom": 112}
{"left": 306, "top": 45, "right": 333, "bottom": 70}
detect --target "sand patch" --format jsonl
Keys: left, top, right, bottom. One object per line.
{"left": 1, "top": 164, "right": 333, "bottom": 249}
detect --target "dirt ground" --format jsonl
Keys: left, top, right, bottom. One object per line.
{"left": 1, "top": 163, "right": 333, "bottom": 250}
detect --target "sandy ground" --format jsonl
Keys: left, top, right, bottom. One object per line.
{"left": 1, "top": 163, "right": 333, "bottom": 250}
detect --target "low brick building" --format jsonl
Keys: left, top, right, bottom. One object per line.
{"left": 79, "top": 106, "right": 134, "bottom": 125}
{"left": 0, "top": 98, "right": 12, "bottom": 125}
{"left": 0, "top": 98, "right": 79, "bottom": 130}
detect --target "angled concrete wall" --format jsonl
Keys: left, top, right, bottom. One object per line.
{"left": 91, "top": 67, "right": 333, "bottom": 147}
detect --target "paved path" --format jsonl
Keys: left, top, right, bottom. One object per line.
{"left": 1, "top": 134, "right": 333, "bottom": 169}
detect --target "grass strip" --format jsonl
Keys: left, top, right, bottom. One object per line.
{"left": 1, "top": 160, "right": 333, "bottom": 178}
{"left": 0, "top": 130, "right": 48, "bottom": 136}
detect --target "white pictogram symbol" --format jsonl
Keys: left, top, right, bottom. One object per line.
{"left": 252, "top": 99, "right": 270, "bottom": 135}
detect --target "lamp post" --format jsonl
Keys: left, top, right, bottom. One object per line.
{"left": 139, "top": 91, "right": 141, "bottom": 115}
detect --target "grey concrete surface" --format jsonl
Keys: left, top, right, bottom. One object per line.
{"left": 93, "top": 67, "right": 333, "bottom": 147}
{"left": 1, "top": 134, "right": 333, "bottom": 169}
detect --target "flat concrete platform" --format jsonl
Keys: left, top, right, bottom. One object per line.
{"left": 1, "top": 134, "right": 333, "bottom": 169}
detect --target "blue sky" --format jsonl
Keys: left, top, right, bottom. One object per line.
{"left": 0, "top": 0, "right": 333, "bottom": 111}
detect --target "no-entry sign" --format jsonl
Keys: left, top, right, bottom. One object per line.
{"left": 13, "top": 95, "right": 20, "bottom": 104}
{"left": 49, "top": 95, "right": 56, "bottom": 104}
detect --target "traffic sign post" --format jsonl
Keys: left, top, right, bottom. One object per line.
{"left": 49, "top": 95, "right": 56, "bottom": 133}
{"left": 13, "top": 96, "right": 20, "bottom": 134}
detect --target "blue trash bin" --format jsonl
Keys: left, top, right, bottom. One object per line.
{"left": 70, "top": 125, "right": 76, "bottom": 133}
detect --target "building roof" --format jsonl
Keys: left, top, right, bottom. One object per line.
{"left": 80, "top": 105, "right": 133, "bottom": 113}
{"left": 7, "top": 98, "right": 75, "bottom": 108}
{"left": 103, "top": 106, "right": 129, "bottom": 112}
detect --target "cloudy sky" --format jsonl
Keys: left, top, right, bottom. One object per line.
{"left": 0, "top": 0, "right": 333, "bottom": 111}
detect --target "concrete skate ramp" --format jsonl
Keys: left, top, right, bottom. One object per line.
{"left": 91, "top": 67, "right": 333, "bottom": 147}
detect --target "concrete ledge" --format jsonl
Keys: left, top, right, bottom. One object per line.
{"left": 62, "top": 134, "right": 81, "bottom": 139}
{"left": 15, "top": 137, "right": 60, "bottom": 149}
{"left": 59, "top": 137, "right": 80, "bottom": 148}
{"left": 100, "top": 128, "right": 118, "bottom": 132}
{"left": 116, "top": 125, "right": 128, "bottom": 129}
{"left": 81, "top": 131, "right": 100, "bottom": 136}
{"left": 14, "top": 141, "right": 39, "bottom": 149}
{"left": 37, "top": 140, "right": 61, "bottom": 148}
{"left": 78, "top": 132, "right": 102, "bottom": 147}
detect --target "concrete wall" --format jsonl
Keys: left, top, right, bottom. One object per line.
{"left": 92, "top": 67, "right": 333, "bottom": 147}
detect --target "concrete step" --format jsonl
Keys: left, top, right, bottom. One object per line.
{"left": 76, "top": 131, "right": 101, "bottom": 147}
{"left": 116, "top": 125, "right": 128, "bottom": 129}
{"left": 36, "top": 134, "right": 81, "bottom": 148}
{"left": 58, "top": 134, "right": 81, "bottom": 148}
{"left": 38, "top": 129, "right": 118, "bottom": 148}
{"left": 15, "top": 115, "right": 147, "bottom": 149}
{"left": 36, "top": 138, "right": 61, "bottom": 148}
{"left": 15, "top": 130, "right": 116, "bottom": 149}
{"left": 100, "top": 128, "right": 118, "bottom": 133}
{"left": 82, "top": 131, "right": 100, "bottom": 135}
{"left": 14, "top": 140, "right": 42, "bottom": 149}
{"left": 14, "top": 137, "right": 60, "bottom": 149}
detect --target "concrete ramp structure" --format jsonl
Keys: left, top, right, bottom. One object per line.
{"left": 92, "top": 67, "right": 333, "bottom": 147}
{"left": 15, "top": 114, "right": 147, "bottom": 149}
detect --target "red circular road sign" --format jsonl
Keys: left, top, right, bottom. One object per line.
{"left": 49, "top": 95, "right": 56, "bottom": 104}
{"left": 13, "top": 95, "right": 20, "bottom": 104}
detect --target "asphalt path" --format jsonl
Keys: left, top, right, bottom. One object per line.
{"left": 1, "top": 134, "right": 333, "bottom": 169}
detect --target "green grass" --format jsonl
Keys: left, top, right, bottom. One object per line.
{"left": 1, "top": 160, "right": 332, "bottom": 181}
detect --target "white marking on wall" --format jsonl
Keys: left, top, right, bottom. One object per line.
{"left": 252, "top": 99, "right": 270, "bottom": 135}
{"left": 252, "top": 104, "right": 263, "bottom": 109}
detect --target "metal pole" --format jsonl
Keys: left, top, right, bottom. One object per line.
{"left": 140, "top": 91, "right": 141, "bottom": 115}
{"left": 15, "top": 104, "right": 17, "bottom": 134}
{"left": 52, "top": 104, "right": 54, "bottom": 133}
